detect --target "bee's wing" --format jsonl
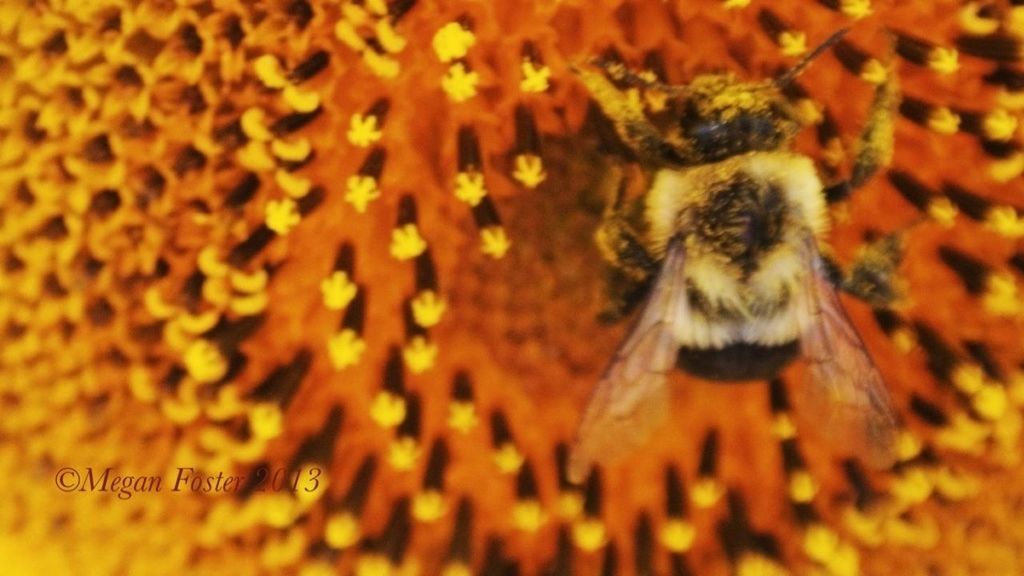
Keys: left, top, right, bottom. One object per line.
{"left": 795, "top": 232, "right": 899, "bottom": 468}
{"left": 568, "top": 240, "right": 688, "bottom": 483}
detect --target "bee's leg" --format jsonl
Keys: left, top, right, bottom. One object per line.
{"left": 823, "top": 67, "right": 900, "bottom": 203}
{"left": 574, "top": 63, "right": 692, "bottom": 165}
{"left": 827, "top": 231, "right": 905, "bottom": 308}
{"left": 599, "top": 269, "right": 654, "bottom": 324}
{"left": 589, "top": 57, "right": 683, "bottom": 95}
{"left": 594, "top": 169, "right": 658, "bottom": 322}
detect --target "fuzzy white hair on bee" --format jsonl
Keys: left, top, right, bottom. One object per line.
{"left": 569, "top": 27, "right": 901, "bottom": 483}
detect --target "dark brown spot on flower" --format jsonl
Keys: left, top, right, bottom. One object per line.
{"left": 173, "top": 146, "right": 206, "bottom": 175}
{"left": 40, "top": 216, "right": 69, "bottom": 239}
{"left": 83, "top": 135, "right": 114, "bottom": 163}
{"left": 223, "top": 15, "right": 245, "bottom": 47}
{"left": 87, "top": 298, "right": 115, "bottom": 326}
{"left": 42, "top": 31, "right": 68, "bottom": 54}
{"left": 115, "top": 65, "right": 143, "bottom": 87}
{"left": 90, "top": 189, "right": 122, "bottom": 217}
{"left": 181, "top": 85, "right": 207, "bottom": 114}
{"left": 179, "top": 23, "right": 203, "bottom": 54}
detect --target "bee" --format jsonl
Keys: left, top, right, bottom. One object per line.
{"left": 569, "top": 29, "right": 903, "bottom": 483}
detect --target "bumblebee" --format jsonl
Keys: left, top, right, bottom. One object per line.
{"left": 569, "top": 30, "right": 903, "bottom": 482}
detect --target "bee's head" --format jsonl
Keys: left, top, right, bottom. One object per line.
{"left": 673, "top": 27, "right": 849, "bottom": 163}
{"left": 679, "top": 75, "right": 798, "bottom": 162}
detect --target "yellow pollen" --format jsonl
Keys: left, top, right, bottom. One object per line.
{"left": 237, "top": 140, "right": 277, "bottom": 171}
{"left": 842, "top": 507, "right": 884, "bottom": 547}
{"left": 388, "top": 436, "right": 421, "bottom": 470}
{"left": 841, "top": 0, "right": 872, "bottom": 19}
{"left": 275, "top": 169, "right": 312, "bottom": 199}
{"left": 890, "top": 467, "right": 934, "bottom": 505}
{"left": 375, "top": 20, "right": 407, "bottom": 54}
{"left": 779, "top": 31, "right": 807, "bottom": 57}
{"left": 558, "top": 491, "right": 584, "bottom": 520}
{"left": 283, "top": 85, "right": 321, "bottom": 113}
{"left": 983, "top": 109, "right": 1018, "bottom": 141}
{"left": 736, "top": 554, "right": 789, "bottom": 576}
{"left": 403, "top": 335, "right": 438, "bottom": 373}
{"left": 363, "top": 50, "right": 400, "bottom": 79}
{"left": 788, "top": 470, "right": 819, "bottom": 503}
{"left": 410, "top": 290, "right": 447, "bottom": 328}
{"left": 926, "top": 197, "right": 958, "bottom": 227}
{"left": 892, "top": 327, "right": 917, "bottom": 353}
{"left": 933, "top": 467, "right": 981, "bottom": 501}
{"left": 348, "top": 114, "right": 383, "bottom": 147}
{"left": 493, "top": 442, "right": 525, "bottom": 474}
{"left": 572, "top": 518, "right": 608, "bottom": 551}
{"left": 512, "top": 154, "right": 547, "bottom": 188}
{"left": 144, "top": 288, "right": 176, "bottom": 319}
{"left": 321, "top": 271, "right": 358, "bottom": 311}
{"left": 691, "top": 476, "right": 724, "bottom": 508}
{"left": 520, "top": 59, "right": 551, "bottom": 93}
{"left": 412, "top": 490, "right": 448, "bottom": 522}
{"left": 1010, "top": 372, "right": 1024, "bottom": 407}
{"left": 355, "top": 554, "right": 393, "bottom": 576}
{"left": 242, "top": 107, "right": 273, "bottom": 141}
{"left": 722, "top": 0, "right": 752, "bottom": 9}
{"left": 231, "top": 292, "right": 269, "bottom": 316}
{"left": 454, "top": 171, "right": 487, "bottom": 205}
{"left": 985, "top": 206, "right": 1024, "bottom": 238}
{"left": 512, "top": 500, "right": 547, "bottom": 533}
{"left": 345, "top": 175, "right": 382, "bottom": 213}
{"left": 254, "top": 54, "right": 288, "bottom": 89}
{"left": 659, "top": 519, "right": 696, "bottom": 552}
{"left": 982, "top": 272, "right": 1021, "bottom": 316}
{"left": 231, "top": 269, "right": 269, "bottom": 293}
{"left": 952, "top": 364, "right": 985, "bottom": 395}
{"left": 936, "top": 412, "right": 990, "bottom": 455}
{"left": 335, "top": 20, "right": 366, "bottom": 51}
{"left": 442, "top": 562, "right": 472, "bottom": 576}
{"left": 771, "top": 413, "right": 797, "bottom": 439}
{"left": 129, "top": 365, "right": 157, "bottom": 403}
{"left": 859, "top": 59, "right": 887, "bottom": 85}
{"left": 183, "top": 339, "right": 228, "bottom": 383}
{"left": 390, "top": 224, "right": 428, "bottom": 260}
{"left": 250, "top": 403, "right": 284, "bottom": 440}
{"left": 927, "top": 107, "right": 960, "bottom": 134}
{"left": 973, "top": 383, "right": 1009, "bottom": 421}
{"left": 959, "top": 3, "right": 1000, "bottom": 36}
{"left": 442, "top": 62, "right": 479, "bottom": 102}
{"left": 198, "top": 247, "right": 229, "bottom": 278}
{"left": 447, "top": 401, "right": 478, "bottom": 434}
{"left": 927, "top": 47, "right": 960, "bottom": 75}
{"left": 370, "top": 391, "right": 406, "bottom": 429}
{"left": 897, "top": 430, "right": 924, "bottom": 461}
{"left": 271, "top": 138, "right": 313, "bottom": 162}
{"left": 433, "top": 22, "right": 476, "bottom": 62}
{"left": 481, "top": 227, "right": 511, "bottom": 259}
{"left": 803, "top": 523, "right": 839, "bottom": 562}
{"left": 989, "top": 152, "right": 1024, "bottom": 182}
{"left": 177, "top": 310, "right": 221, "bottom": 334}
{"left": 261, "top": 527, "right": 306, "bottom": 565}
{"left": 265, "top": 198, "right": 301, "bottom": 234}
{"left": 327, "top": 329, "right": 366, "bottom": 370}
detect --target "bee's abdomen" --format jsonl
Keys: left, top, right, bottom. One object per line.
{"left": 677, "top": 340, "right": 799, "bottom": 382}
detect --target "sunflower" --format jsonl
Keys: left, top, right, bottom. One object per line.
{"left": 1, "top": 0, "right": 1023, "bottom": 574}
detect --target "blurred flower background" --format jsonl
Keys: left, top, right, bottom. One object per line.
{"left": 2, "top": 0, "right": 1024, "bottom": 574}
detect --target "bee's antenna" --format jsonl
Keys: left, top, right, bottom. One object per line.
{"left": 774, "top": 27, "right": 851, "bottom": 89}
